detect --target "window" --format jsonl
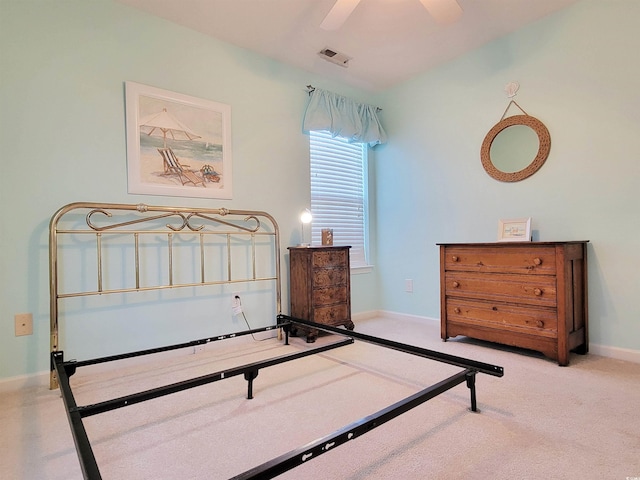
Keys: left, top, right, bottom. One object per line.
{"left": 310, "top": 130, "right": 369, "bottom": 268}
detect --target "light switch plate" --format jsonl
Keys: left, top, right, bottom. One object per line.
{"left": 404, "top": 279, "right": 414, "bottom": 293}
{"left": 15, "top": 313, "right": 33, "bottom": 336}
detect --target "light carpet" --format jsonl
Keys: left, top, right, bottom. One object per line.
{"left": 1, "top": 316, "right": 639, "bottom": 479}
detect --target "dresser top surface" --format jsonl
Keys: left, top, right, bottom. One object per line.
{"left": 437, "top": 241, "right": 589, "bottom": 247}
{"left": 288, "top": 245, "right": 351, "bottom": 250}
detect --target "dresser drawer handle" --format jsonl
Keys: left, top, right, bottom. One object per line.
{"left": 452, "top": 281, "right": 460, "bottom": 288}
{"left": 533, "top": 288, "right": 543, "bottom": 296}
{"left": 533, "top": 257, "right": 542, "bottom": 265}
{"left": 453, "top": 307, "right": 461, "bottom": 314}
{"left": 452, "top": 255, "right": 459, "bottom": 262}
{"left": 536, "top": 320, "right": 544, "bottom": 328}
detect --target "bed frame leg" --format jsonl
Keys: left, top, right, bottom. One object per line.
{"left": 283, "top": 324, "right": 290, "bottom": 345}
{"left": 466, "top": 371, "right": 479, "bottom": 412}
{"left": 277, "top": 314, "right": 292, "bottom": 345}
{"left": 244, "top": 369, "right": 259, "bottom": 399}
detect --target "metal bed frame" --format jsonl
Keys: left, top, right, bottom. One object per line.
{"left": 49, "top": 202, "right": 504, "bottom": 480}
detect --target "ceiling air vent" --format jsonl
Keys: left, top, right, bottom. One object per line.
{"left": 318, "top": 47, "right": 351, "bottom": 68}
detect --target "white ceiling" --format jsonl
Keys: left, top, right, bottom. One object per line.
{"left": 117, "top": 0, "right": 578, "bottom": 92}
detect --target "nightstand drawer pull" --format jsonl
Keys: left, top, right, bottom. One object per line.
{"left": 452, "top": 281, "right": 460, "bottom": 288}
{"left": 533, "top": 257, "right": 542, "bottom": 265}
{"left": 453, "top": 307, "right": 461, "bottom": 314}
{"left": 536, "top": 320, "right": 545, "bottom": 328}
{"left": 534, "top": 288, "right": 542, "bottom": 296}
{"left": 452, "top": 255, "right": 458, "bottom": 262}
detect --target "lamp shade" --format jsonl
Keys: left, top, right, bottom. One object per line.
{"left": 300, "top": 209, "right": 312, "bottom": 224}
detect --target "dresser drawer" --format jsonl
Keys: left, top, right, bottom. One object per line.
{"left": 312, "top": 249, "right": 348, "bottom": 268}
{"left": 313, "top": 267, "right": 348, "bottom": 287}
{"left": 446, "top": 298, "right": 557, "bottom": 337}
{"left": 444, "top": 245, "right": 557, "bottom": 275}
{"left": 444, "top": 271, "right": 557, "bottom": 307}
{"left": 313, "top": 285, "right": 348, "bottom": 306}
{"left": 314, "top": 304, "right": 349, "bottom": 325}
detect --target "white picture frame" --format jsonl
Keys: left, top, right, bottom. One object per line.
{"left": 497, "top": 217, "right": 532, "bottom": 242}
{"left": 125, "top": 81, "right": 232, "bottom": 199}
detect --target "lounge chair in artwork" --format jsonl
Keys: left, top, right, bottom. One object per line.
{"left": 157, "top": 147, "right": 205, "bottom": 187}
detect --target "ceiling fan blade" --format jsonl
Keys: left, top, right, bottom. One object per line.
{"left": 418, "top": 0, "right": 463, "bottom": 24}
{"left": 320, "top": 0, "right": 362, "bottom": 31}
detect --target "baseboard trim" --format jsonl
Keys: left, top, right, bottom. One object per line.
{"left": 3, "top": 313, "right": 638, "bottom": 386}
{"left": 0, "top": 371, "right": 50, "bottom": 391}
{"left": 354, "top": 310, "right": 640, "bottom": 364}
{"left": 353, "top": 310, "right": 439, "bottom": 324}
{"left": 589, "top": 343, "right": 640, "bottom": 364}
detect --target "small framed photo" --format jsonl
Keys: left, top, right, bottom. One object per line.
{"left": 498, "top": 217, "right": 532, "bottom": 242}
{"left": 125, "top": 81, "right": 232, "bottom": 199}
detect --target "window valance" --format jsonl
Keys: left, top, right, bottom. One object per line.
{"left": 302, "top": 88, "right": 387, "bottom": 147}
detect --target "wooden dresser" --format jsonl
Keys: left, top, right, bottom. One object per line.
{"left": 438, "top": 242, "right": 589, "bottom": 365}
{"left": 288, "top": 246, "right": 353, "bottom": 342}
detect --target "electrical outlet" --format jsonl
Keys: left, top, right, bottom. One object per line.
{"left": 404, "top": 279, "right": 413, "bottom": 293}
{"left": 232, "top": 294, "right": 243, "bottom": 315}
{"left": 15, "top": 313, "right": 33, "bottom": 336}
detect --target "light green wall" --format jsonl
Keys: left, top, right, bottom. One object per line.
{"left": 0, "top": 0, "right": 377, "bottom": 379}
{"left": 372, "top": 0, "right": 640, "bottom": 354}
{"left": 2, "top": 0, "right": 638, "bottom": 380}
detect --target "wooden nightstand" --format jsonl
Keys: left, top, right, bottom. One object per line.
{"left": 288, "top": 246, "right": 353, "bottom": 342}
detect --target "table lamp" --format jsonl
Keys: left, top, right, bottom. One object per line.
{"left": 299, "top": 208, "right": 312, "bottom": 246}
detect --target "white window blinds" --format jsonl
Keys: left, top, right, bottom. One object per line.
{"left": 310, "top": 130, "right": 368, "bottom": 268}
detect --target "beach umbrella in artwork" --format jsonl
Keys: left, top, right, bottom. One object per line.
{"left": 139, "top": 108, "right": 201, "bottom": 147}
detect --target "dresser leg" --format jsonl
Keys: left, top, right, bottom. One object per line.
{"left": 557, "top": 351, "right": 569, "bottom": 366}
{"left": 574, "top": 343, "right": 588, "bottom": 355}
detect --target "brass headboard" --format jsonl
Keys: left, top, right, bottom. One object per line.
{"left": 49, "top": 202, "right": 281, "bottom": 388}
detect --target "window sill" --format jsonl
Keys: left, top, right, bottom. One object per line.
{"left": 351, "top": 265, "right": 374, "bottom": 275}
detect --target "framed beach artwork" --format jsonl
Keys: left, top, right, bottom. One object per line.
{"left": 125, "top": 81, "right": 232, "bottom": 199}
{"left": 497, "top": 217, "right": 532, "bottom": 242}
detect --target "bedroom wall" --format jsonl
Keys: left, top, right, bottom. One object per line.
{"left": 0, "top": 0, "right": 379, "bottom": 379}
{"left": 371, "top": 0, "right": 640, "bottom": 359}
{"left": 2, "top": 0, "right": 637, "bottom": 381}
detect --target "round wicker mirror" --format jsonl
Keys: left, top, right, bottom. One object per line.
{"left": 480, "top": 114, "right": 551, "bottom": 182}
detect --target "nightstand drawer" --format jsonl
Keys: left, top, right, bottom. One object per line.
{"left": 313, "top": 268, "right": 348, "bottom": 287}
{"left": 312, "top": 249, "right": 348, "bottom": 268}
{"left": 314, "top": 304, "right": 349, "bottom": 325}
{"left": 313, "top": 286, "right": 348, "bottom": 306}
